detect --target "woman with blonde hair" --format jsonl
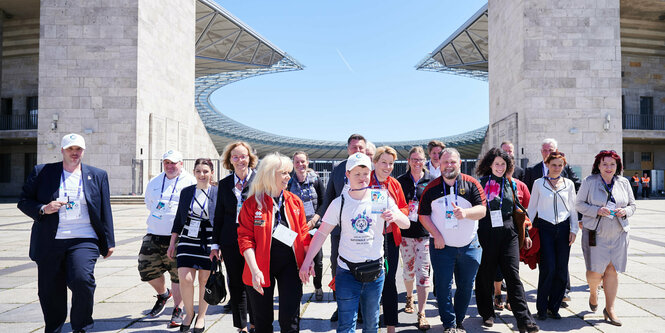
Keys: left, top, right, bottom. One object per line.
{"left": 210, "top": 141, "right": 258, "bottom": 332}
{"left": 237, "top": 153, "right": 311, "bottom": 333}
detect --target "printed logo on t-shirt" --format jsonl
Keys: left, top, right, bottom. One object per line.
{"left": 351, "top": 210, "right": 372, "bottom": 233}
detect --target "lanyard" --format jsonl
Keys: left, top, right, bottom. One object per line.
{"left": 158, "top": 174, "right": 180, "bottom": 203}
{"left": 190, "top": 188, "right": 209, "bottom": 219}
{"left": 294, "top": 175, "right": 312, "bottom": 201}
{"left": 443, "top": 178, "right": 458, "bottom": 209}
{"left": 61, "top": 171, "right": 82, "bottom": 198}
{"left": 484, "top": 176, "right": 505, "bottom": 210}
{"left": 235, "top": 170, "right": 251, "bottom": 203}
{"left": 372, "top": 172, "right": 386, "bottom": 189}
{"left": 601, "top": 178, "right": 615, "bottom": 202}
{"left": 409, "top": 172, "right": 420, "bottom": 200}
{"left": 273, "top": 191, "right": 284, "bottom": 232}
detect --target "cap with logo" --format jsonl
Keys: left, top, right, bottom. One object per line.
{"left": 162, "top": 150, "right": 183, "bottom": 163}
{"left": 61, "top": 133, "right": 86, "bottom": 149}
{"left": 346, "top": 152, "right": 372, "bottom": 171}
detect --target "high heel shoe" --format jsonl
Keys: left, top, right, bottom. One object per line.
{"left": 589, "top": 301, "right": 598, "bottom": 312}
{"left": 603, "top": 308, "right": 622, "bottom": 326}
{"left": 192, "top": 315, "right": 205, "bottom": 333}
{"left": 180, "top": 314, "right": 195, "bottom": 332}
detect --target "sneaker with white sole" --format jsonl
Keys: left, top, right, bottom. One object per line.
{"left": 149, "top": 289, "right": 171, "bottom": 317}
{"left": 168, "top": 307, "right": 183, "bottom": 328}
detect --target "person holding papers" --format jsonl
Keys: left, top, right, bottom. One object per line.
{"left": 475, "top": 148, "right": 539, "bottom": 333}
{"left": 237, "top": 153, "right": 311, "bottom": 333}
{"left": 418, "top": 148, "right": 486, "bottom": 333}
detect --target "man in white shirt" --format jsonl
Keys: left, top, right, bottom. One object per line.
{"left": 425, "top": 140, "right": 445, "bottom": 179}
{"left": 138, "top": 150, "right": 196, "bottom": 327}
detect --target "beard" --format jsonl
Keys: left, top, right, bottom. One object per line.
{"left": 442, "top": 168, "right": 459, "bottom": 180}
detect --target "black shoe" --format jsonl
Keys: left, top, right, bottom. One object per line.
{"left": 518, "top": 322, "right": 540, "bottom": 333}
{"left": 547, "top": 309, "right": 562, "bottom": 319}
{"left": 536, "top": 312, "right": 547, "bottom": 320}
{"left": 456, "top": 321, "right": 466, "bottom": 333}
{"left": 559, "top": 301, "right": 569, "bottom": 308}
{"left": 168, "top": 307, "right": 183, "bottom": 328}
{"left": 330, "top": 309, "right": 338, "bottom": 322}
{"left": 482, "top": 317, "right": 494, "bottom": 327}
{"left": 356, "top": 310, "right": 363, "bottom": 324}
{"left": 149, "top": 289, "right": 172, "bottom": 317}
{"left": 443, "top": 327, "right": 456, "bottom": 333}
{"left": 180, "top": 313, "right": 195, "bottom": 332}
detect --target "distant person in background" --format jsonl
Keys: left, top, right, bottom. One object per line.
{"left": 396, "top": 146, "right": 434, "bottom": 330}
{"left": 168, "top": 158, "right": 218, "bottom": 333}
{"left": 630, "top": 173, "right": 640, "bottom": 199}
{"left": 641, "top": 173, "right": 650, "bottom": 198}
{"left": 501, "top": 141, "right": 524, "bottom": 180}
{"left": 576, "top": 150, "right": 636, "bottom": 326}
{"left": 139, "top": 150, "right": 196, "bottom": 327}
{"left": 425, "top": 140, "right": 446, "bottom": 179}
{"left": 366, "top": 141, "right": 377, "bottom": 162}
{"left": 210, "top": 141, "right": 258, "bottom": 333}
{"left": 289, "top": 151, "right": 326, "bottom": 300}
{"left": 371, "top": 146, "right": 409, "bottom": 333}
{"left": 320, "top": 134, "right": 367, "bottom": 322}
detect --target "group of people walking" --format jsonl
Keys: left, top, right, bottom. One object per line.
{"left": 18, "top": 133, "right": 636, "bottom": 333}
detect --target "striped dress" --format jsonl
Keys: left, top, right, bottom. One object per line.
{"left": 176, "top": 188, "right": 214, "bottom": 270}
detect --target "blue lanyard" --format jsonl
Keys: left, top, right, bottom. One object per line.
{"left": 443, "top": 179, "right": 458, "bottom": 209}
{"left": 601, "top": 178, "right": 615, "bottom": 202}
{"left": 189, "top": 188, "right": 209, "bottom": 219}
{"left": 61, "top": 171, "right": 82, "bottom": 198}
{"left": 158, "top": 174, "right": 180, "bottom": 203}
{"left": 409, "top": 172, "right": 420, "bottom": 200}
{"left": 484, "top": 176, "right": 505, "bottom": 210}
{"left": 372, "top": 172, "right": 386, "bottom": 189}
{"left": 273, "top": 191, "right": 284, "bottom": 231}
{"left": 295, "top": 175, "right": 312, "bottom": 201}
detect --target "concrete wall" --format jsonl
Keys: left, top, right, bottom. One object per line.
{"left": 489, "top": 0, "right": 623, "bottom": 177}
{"left": 2, "top": 18, "right": 39, "bottom": 116}
{"left": 136, "top": 0, "right": 219, "bottom": 185}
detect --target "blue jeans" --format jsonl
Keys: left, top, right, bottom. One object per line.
{"left": 430, "top": 237, "right": 482, "bottom": 328}
{"left": 335, "top": 265, "right": 385, "bottom": 333}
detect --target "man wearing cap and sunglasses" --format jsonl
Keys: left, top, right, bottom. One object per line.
{"left": 18, "top": 133, "right": 115, "bottom": 333}
{"left": 138, "top": 150, "right": 196, "bottom": 327}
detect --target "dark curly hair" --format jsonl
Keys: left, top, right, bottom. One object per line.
{"left": 591, "top": 150, "right": 622, "bottom": 176}
{"left": 476, "top": 147, "right": 514, "bottom": 177}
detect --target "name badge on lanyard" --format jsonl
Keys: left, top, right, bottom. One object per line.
{"left": 188, "top": 189, "right": 208, "bottom": 237}
{"left": 152, "top": 174, "right": 179, "bottom": 220}
{"left": 370, "top": 189, "right": 388, "bottom": 214}
{"left": 487, "top": 177, "right": 505, "bottom": 228}
{"left": 296, "top": 178, "right": 316, "bottom": 217}
{"left": 188, "top": 217, "right": 201, "bottom": 237}
{"left": 273, "top": 223, "right": 297, "bottom": 247}
{"left": 60, "top": 172, "right": 82, "bottom": 220}
{"left": 408, "top": 173, "right": 420, "bottom": 221}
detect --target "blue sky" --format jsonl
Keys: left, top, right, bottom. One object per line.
{"left": 210, "top": 1, "right": 489, "bottom": 142}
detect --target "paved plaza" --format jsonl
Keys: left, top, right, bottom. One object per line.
{"left": 0, "top": 200, "right": 664, "bottom": 332}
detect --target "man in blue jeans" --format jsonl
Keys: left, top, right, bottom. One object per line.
{"left": 418, "top": 148, "right": 487, "bottom": 333}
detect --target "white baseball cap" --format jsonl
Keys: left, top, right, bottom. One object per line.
{"left": 346, "top": 152, "right": 372, "bottom": 171}
{"left": 61, "top": 133, "right": 86, "bottom": 149}
{"left": 162, "top": 150, "right": 183, "bottom": 163}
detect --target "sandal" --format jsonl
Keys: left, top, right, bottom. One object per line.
{"left": 494, "top": 295, "right": 504, "bottom": 310}
{"left": 417, "top": 312, "right": 431, "bottom": 330}
{"left": 405, "top": 295, "right": 415, "bottom": 313}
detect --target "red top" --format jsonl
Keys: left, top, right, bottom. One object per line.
{"left": 237, "top": 191, "right": 310, "bottom": 287}
{"left": 370, "top": 171, "right": 409, "bottom": 246}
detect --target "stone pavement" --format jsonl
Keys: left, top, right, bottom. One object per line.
{"left": 1, "top": 200, "right": 664, "bottom": 332}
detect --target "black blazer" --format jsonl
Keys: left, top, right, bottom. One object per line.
{"left": 212, "top": 172, "right": 255, "bottom": 249}
{"left": 523, "top": 161, "right": 581, "bottom": 192}
{"left": 172, "top": 184, "right": 218, "bottom": 234}
{"left": 18, "top": 162, "right": 115, "bottom": 261}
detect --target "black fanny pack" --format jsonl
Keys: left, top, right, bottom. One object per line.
{"left": 340, "top": 256, "right": 383, "bottom": 282}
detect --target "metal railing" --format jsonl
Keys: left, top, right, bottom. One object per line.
{"left": 623, "top": 114, "right": 665, "bottom": 130}
{"left": 0, "top": 114, "right": 38, "bottom": 130}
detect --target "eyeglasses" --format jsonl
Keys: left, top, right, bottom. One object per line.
{"left": 231, "top": 155, "right": 249, "bottom": 162}
{"left": 409, "top": 158, "right": 426, "bottom": 163}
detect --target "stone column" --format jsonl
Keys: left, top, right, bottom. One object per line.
{"left": 488, "top": 0, "right": 623, "bottom": 177}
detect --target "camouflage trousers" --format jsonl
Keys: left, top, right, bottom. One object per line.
{"left": 138, "top": 234, "right": 179, "bottom": 283}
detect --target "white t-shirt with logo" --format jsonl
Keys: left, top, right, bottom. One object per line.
{"left": 144, "top": 171, "right": 196, "bottom": 236}
{"left": 56, "top": 169, "right": 97, "bottom": 240}
{"left": 322, "top": 190, "right": 399, "bottom": 270}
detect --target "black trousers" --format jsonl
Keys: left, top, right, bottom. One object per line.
{"left": 642, "top": 187, "right": 650, "bottom": 198}
{"left": 632, "top": 186, "right": 638, "bottom": 199}
{"left": 313, "top": 248, "right": 323, "bottom": 289}
{"left": 476, "top": 222, "right": 534, "bottom": 326}
{"left": 37, "top": 238, "right": 99, "bottom": 333}
{"left": 381, "top": 233, "right": 400, "bottom": 326}
{"left": 535, "top": 219, "right": 571, "bottom": 314}
{"left": 221, "top": 243, "right": 254, "bottom": 329}
{"left": 246, "top": 242, "right": 302, "bottom": 333}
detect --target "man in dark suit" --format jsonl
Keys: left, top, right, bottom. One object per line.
{"left": 18, "top": 133, "right": 115, "bottom": 333}
{"left": 523, "top": 138, "right": 581, "bottom": 192}
{"left": 522, "top": 138, "right": 580, "bottom": 308}
{"left": 501, "top": 140, "right": 524, "bottom": 180}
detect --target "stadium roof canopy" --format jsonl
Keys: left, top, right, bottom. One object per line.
{"left": 415, "top": 4, "right": 488, "bottom": 81}
{"left": 194, "top": 0, "right": 487, "bottom": 159}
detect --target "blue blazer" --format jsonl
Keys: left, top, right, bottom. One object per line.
{"left": 18, "top": 162, "right": 115, "bottom": 261}
{"left": 172, "top": 184, "right": 218, "bottom": 235}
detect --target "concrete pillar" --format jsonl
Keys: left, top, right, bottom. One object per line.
{"left": 488, "top": 0, "right": 623, "bottom": 177}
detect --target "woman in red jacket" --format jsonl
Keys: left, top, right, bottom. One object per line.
{"left": 237, "top": 153, "right": 310, "bottom": 333}
{"left": 371, "top": 146, "right": 409, "bottom": 333}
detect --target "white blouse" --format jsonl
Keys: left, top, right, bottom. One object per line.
{"left": 527, "top": 177, "right": 579, "bottom": 234}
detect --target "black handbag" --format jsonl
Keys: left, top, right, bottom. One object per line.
{"left": 204, "top": 259, "right": 227, "bottom": 305}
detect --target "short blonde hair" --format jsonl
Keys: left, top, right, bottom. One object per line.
{"left": 248, "top": 152, "right": 293, "bottom": 210}
{"left": 373, "top": 146, "right": 398, "bottom": 164}
{"left": 221, "top": 141, "right": 258, "bottom": 171}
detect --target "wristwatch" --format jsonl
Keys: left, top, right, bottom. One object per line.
{"left": 39, "top": 205, "right": 45, "bottom": 215}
